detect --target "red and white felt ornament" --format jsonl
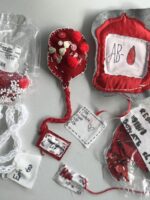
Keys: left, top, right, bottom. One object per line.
{"left": 38, "top": 28, "right": 89, "bottom": 158}
{"left": 92, "top": 12, "right": 150, "bottom": 93}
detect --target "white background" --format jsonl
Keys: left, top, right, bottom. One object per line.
{"left": 0, "top": 0, "right": 150, "bottom": 200}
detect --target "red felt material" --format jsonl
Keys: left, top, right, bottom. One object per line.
{"left": 106, "top": 124, "right": 148, "bottom": 182}
{"left": 48, "top": 28, "right": 89, "bottom": 87}
{"left": 38, "top": 29, "right": 89, "bottom": 160}
{"left": 93, "top": 14, "right": 150, "bottom": 93}
{"left": 36, "top": 128, "right": 71, "bottom": 160}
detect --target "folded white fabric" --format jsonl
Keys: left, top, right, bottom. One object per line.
{"left": 8, "top": 152, "right": 42, "bottom": 189}
{"left": 65, "top": 106, "right": 106, "bottom": 148}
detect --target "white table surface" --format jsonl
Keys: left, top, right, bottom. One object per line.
{"left": 0, "top": 0, "right": 150, "bottom": 200}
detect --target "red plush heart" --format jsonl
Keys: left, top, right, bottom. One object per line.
{"left": 48, "top": 28, "right": 89, "bottom": 86}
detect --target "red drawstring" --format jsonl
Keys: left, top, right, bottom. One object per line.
{"left": 117, "top": 98, "right": 131, "bottom": 118}
{"left": 40, "top": 86, "right": 72, "bottom": 134}
{"left": 84, "top": 185, "right": 145, "bottom": 195}
{"left": 95, "top": 97, "right": 131, "bottom": 118}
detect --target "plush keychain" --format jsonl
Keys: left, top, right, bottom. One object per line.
{"left": 37, "top": 28, "right": 89, "bottom": 159}
{"left": 92, "top": 9, "right": 150, "bottom": 94}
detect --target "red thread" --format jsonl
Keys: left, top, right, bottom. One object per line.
{"left": 83, "top": 177, "right": 145, "bottom": 195}
{"left": 84, "top": 185, "right": 144, "bottom": 195}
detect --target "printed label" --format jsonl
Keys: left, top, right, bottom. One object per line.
{"left": 54, "top": 164, "right": 87, "bottom": 194}
{"left": 121, "top": 104, "right": 150, "bottom": 171}
{"left": 8, "top": 153, "right": 42, "bottom": 189}
{"left": 104, "top": 34, "right": 148, "bottom": 78}
{"left": 65, "top": 106, "right": 106, "bottom": 148}
{"left": 38, "top": 131, "right": 71, "bottom": 160}
{"left": 0, "top": 42, "right": 21, "bottom": 72}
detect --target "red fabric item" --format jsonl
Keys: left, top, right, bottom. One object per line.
{"left": 36, "top": 128, "right": 71, "bottom": 160}
{"left": 0, "top": 70, "right": 30, "bottom": 101}
{"left": 93, "top": 14, "right": 150, "bottom": 93}
{"left": 48, "top": 28, "right": 89, "bottom": 87}
{"left": 38, "top": 29, "right": 89, "bottom": 159}
{"left": 106, "top": 124, "right": 148, "bottom": 181}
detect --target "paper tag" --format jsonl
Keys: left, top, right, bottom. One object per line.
{"left": 54, "top": 164, "right": 87, "bottom": 194}
{"left": 37, "top": 130, "right": 71, "bottom": 160}
{"left": 104, "top": 34, "right": 148, "bottom": 78}
{"left": 65, "top": 106, "right": 106, "bottom": 148}
{"left": 8, "top": 153, "right": 42, "bottom": 189}
{"left": 0, "top": 42, "right": 21, "bottom": 72}
{"left": 121, "top": 103, "right": 150, "bottom": 171}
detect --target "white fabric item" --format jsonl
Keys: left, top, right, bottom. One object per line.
{"left": 121, "top": 97, "right": 150, "bottom": 171}
{"left": 0, "top": 104, "right": 28, "bottom": 175}
{"left": 8, "top": 152, "right": 42, "bottom": 189}
{"left": 54, "top": 163, "right": 87, "bottom": 194}
{"left": 65, "top": 106, "right": 106, "bottom": 148}
{"left": 104, "top": 34, "right": 148, "bottom": 78}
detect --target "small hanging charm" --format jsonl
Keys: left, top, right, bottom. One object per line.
{"left": 54, "top": 163, "right": 87, "bottom": 194}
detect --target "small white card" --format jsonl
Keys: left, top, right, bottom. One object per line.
{"left": 65, "top": 106, "right": 106, "bottom": 148}
{"left": 0, "top": 42, "right": 21, "bottom": 72}
{"left": 54, "top": 164, "right": 87, "bottom": 194}
{"left": 8, "top": 152, "right": 42, "bottom": 189}
{"left": 104, "top": 34, "right": 148, "bottom": 78}
{"left": 121, "top": 100, "right": 150, "bottom": 171}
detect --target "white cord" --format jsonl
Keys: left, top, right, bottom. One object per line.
{"left": 0, "top": 104, "right": 28, "bottom": 175}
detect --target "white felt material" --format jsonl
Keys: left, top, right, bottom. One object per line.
{"left": 54, "top": 163, "right": 86, "bottom": 194}
{"left": 8, "top": 152, "right": 42, "bottom": 189}
{"left": 65, "top": 106, "right": 106, "bottom": 148}
{"left": 104, "top": 34, "right": 148, "bottom": 78}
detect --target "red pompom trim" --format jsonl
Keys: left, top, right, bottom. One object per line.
{"left": 67, "top": 56, "right": 79, "bottom": 68}
{"left": 71, "top": 31, "right": 82, "bottom": 43}
{"left": 79, "top": 42, "right": 89, "bottom": 53}
{"left": 19, "top": 77, "right": 30, "bottom": 89}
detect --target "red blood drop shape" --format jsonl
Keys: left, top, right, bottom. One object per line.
{"left": 127, "top": 46, "right": 136, "bottom": 65}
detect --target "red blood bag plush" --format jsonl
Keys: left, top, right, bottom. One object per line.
{"left": 92, "top": 13, "right": 150, "bottom": 93}
{"left": 38, "top": 28, "right": 89, "bottom": 158}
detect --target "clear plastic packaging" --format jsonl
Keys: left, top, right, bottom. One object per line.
{"left": 103, "top": 97, "right": 150, "bottom": 199}
{"left": 0, "top": 13, "right": 40, "bottom": 104}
